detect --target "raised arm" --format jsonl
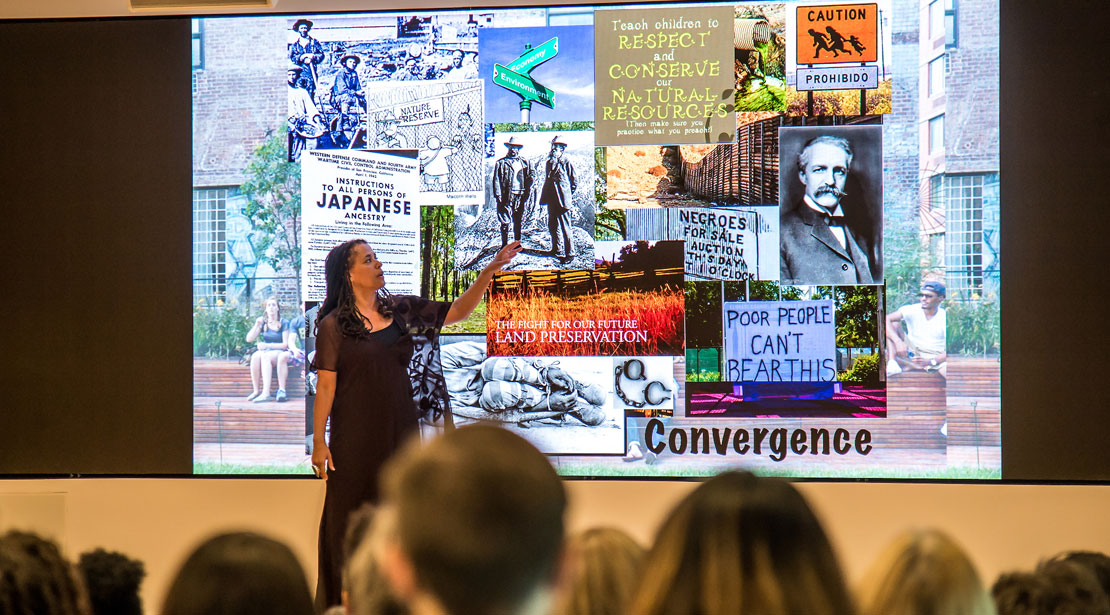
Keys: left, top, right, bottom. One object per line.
{"left": 246, "top": 316, "right": 265, "bottom": 343}
{"left": 250, "top": 321, "right": 291, "bottom": 351}
{"left": 444, "top": 241, "right": 521, "bottom": 325}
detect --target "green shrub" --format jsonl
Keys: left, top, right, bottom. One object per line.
{"left": 194, "top": 302, "right": 253, "bottom": 359}
{"left": 686, "top": 371, "right": 722, "bottom": 383}
{"left": 838, "top": 352, "right": 880, "bottom": 385}
{"left": 946, "top": 293, "right": 1000, "bottom": 355}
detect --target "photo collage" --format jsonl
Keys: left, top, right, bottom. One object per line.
{"left": 191, "top": 1, "right": 1001, "bottom": 478}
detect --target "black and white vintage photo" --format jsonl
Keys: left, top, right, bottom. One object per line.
{"left": 778, "top": 125, "right": 882, "bottom": 285}
{"left": 455, "top": 128, "right": 596, "bottom": 271}
{"left": 362, "top": 81, "right": 484, "bottom": 206}
{"left": 285, "top": 14, "right": 486, "bottom": 158}
{"left": 441, "top": 341, "right": 624, "bottom": 454}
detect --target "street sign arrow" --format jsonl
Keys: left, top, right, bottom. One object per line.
{"left": 493, "top": 63, "right": 556, "bottom": 108}
{"left": 507, "top": 37, "right": 559, "bottom": 75}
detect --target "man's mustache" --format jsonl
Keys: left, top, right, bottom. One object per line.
{"left": 816, "top": 186, "right": 846, "bottom": 198}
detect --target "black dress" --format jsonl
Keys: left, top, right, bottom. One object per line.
{"left": 312, "top": 296, "right": 452, "bottom": 610}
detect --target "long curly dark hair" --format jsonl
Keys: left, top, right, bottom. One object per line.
{"left": 316, "top": 239, "right": 394, "bottom": 338}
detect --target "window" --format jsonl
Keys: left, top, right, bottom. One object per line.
{"left": 928, "top": 55, "right": 945, "bottom": 97}
{"left": 944, "top": 174, "right": 999, "bottom": 297}
{"left": 929, "top": 0, "right": 944, "bottom": 41}
{"left": 918, "top": 174, "right": 947, "bottom": 237}
{"left": 193, "top": 187, "right": 229, "bottom": 304}
{"left": 929, "top": 174, "right": 945, "bottom": 212}
{"left": 944, "top": 0, "right": 959, "bottom": 48}
{"left": 928, "top": 115, "right": 944, "bottom": 154}
{"left": 191, "top": 19, "right": 204, "bottom": 70}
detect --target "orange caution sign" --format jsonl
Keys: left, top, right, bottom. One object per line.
{"left": 796, "top": 3, "right": 878, "bottom": 65}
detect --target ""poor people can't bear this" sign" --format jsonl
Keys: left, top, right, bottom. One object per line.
{"left": 723, "top": 300, "right": 837, "bottom": 382}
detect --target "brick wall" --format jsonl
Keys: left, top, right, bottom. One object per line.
{"left": 192, "top": 16, "right": 300, "bottom": 301}
{"left": 192, "top": 16, "right": 287, "bottom": 188}
{"left": 943, "top": 0, "right": 999, "bottom": 174}
{"left": 882, "top": 0, "right": 921, "bottom": 243}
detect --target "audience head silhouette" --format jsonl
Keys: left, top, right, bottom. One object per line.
{"left": 858, "top": 528, "right": 994, "bottom": 615}
{"left": 380, "top": 424, "right": 566, "bottom": 615}
{"left": 346, "top": 504, "right": 408, "bottom": 615}
{"left": 161, "top": 532, "right": 313, "bottom": 615}
{"left": 1049, "top": 551, "right": 1110, "bottom": 602}
{"left": 993, "top": 558, "right": 1110, "bottom": 615}
{"left": 555, "top": 527, "right": 645, "bottom": 615}
{"left": 628, "top": 471, "right": 853, "bottom": 615}
{"left": 0, "top": 530, "right": 89, "bottom": 615}
{"left": 78, "top": 548, "right": 145, "bottom": 615}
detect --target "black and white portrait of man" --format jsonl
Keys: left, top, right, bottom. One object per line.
{"left": 778, "top": 125, "right": 882, "bottom": 285}
{"left": 492, "top": 136, "right": 533, "bottom": 248}
{"left": 454, "top": 129, "right": 596, "bottom": 271}
{"left": 539, "top": 135, "right": 576, "bottom": 263}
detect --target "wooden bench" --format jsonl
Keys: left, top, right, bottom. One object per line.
{"left": 946, "top": 399, "right": 1001, "bottom": 446}
{"left": 947, "top": 356, "right": 1001, "bottom": 397}
{"left": 886, "top": 370, "right": 946, "bottom": 418}
{"left": 194, "top": 357, "right": 306, "bottom": 398}
{"left": 946, "top": 356, "right": 1001, "bottom": 446}
{"left": 193, "top": 397, "right": 306, "bottom": 445}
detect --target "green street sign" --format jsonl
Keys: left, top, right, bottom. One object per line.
{"left": 507, "top": 37, "right": 559, "bottom": 74}
{"left": 493, "top": 63, "right": 555, "bottom": 108}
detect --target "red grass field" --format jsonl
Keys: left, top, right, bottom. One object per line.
{"left": 487, "top": 288, "right": 685, "bottom": 356}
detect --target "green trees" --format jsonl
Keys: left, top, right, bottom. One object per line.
{"left": 594, "top": 146, "right": 626, "bottom": 240}
{"left": 420, "top": 205, "right": 478, "bottom": 301}
{"left": 823, "top": 285, "right": 880, "bottom": 352}
{"left": 239, "top": 129, "right": 302, "bottom": 305}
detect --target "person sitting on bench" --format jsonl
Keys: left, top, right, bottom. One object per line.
{"left": 886, "top": 281, "right": 947, "bottom": 378}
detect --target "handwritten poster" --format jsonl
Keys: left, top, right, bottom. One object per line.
{"left": 594, "top": 6, "right": 735, "bottom": 145}
{"left": 723, "top": 300, "right": 837, "bottom": 382}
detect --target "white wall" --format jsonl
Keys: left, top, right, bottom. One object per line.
{"left": 2, "top": 479, "right": 1108, "bottom": 613}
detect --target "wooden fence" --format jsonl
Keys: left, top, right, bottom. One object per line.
{"left": 491, "top": 266, "right": 684, "bottom": 296}
{"left": 682, "top": 143, "right": 739, "bottom": 203}
{"left": 681, "top": 114, "right": 782, "bottom": 205}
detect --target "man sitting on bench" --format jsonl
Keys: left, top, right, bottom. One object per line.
{"left": 886, "top": 281, "right": 947, "bottom": 378}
